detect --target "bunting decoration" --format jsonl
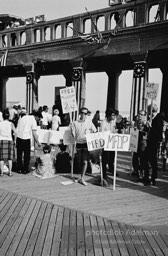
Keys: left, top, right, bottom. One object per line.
{"left": 68, "top": 26, "right": 102, "bottom": 45}
{"left": 130, "top": 62, "right": 147, "bottom": 121}
{"left": 71, "top": 67, "right": 86, "bottom": 121}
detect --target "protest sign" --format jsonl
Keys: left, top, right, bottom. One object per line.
{"left": 129, "top": 128, "right": 139, "bottom": 153}
{"left": 60, "top": 86, "right": 77, "bottom": 113}
{"left": 145, "top": 82, "right": 159, "bottom": 100}
{"left": 86, "top": 132, "right": 105, "bottom": 151}
{"left": 103, "top": 132, "right": 130, "bottom": 151}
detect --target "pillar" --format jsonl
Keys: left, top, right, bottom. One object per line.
{"left": 0, "top": 77, "right": 8, "bottom": 110}
{"left": 25, "top": 64, "right": 39, "bottom": 113}
{"left": 160, "top": 65, "right": 168, "bottom": 114}
{"left": 105, "top": 67, "right": 122, "bottom": 111}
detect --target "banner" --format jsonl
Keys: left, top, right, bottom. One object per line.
{"left": 145, "top": 82, "right": 159, "bottom": 100}
{"left": 60, "top": 86, "right": 77, "bottom": 114}
{"left": 103, "top": 132, "right": 130, "bottom": 151}
{"left": 129, "top": 128, "right": 139, "bottom": 153}
{"left": 36, "top": 127, "right": 75, "bottom": 145}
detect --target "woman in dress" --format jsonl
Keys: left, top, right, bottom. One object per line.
{"left": 51, "top": 108, "right": 61, "bottom": 131}
{"left": 0, "top": 109, "right": 16, "bottom": 176}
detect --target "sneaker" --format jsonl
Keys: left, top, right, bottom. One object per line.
{"left": 80, "top": 179, "right": 87, "bottom": 186}
{"left": 75, "top": 178, "right": 81, "bottom": 183}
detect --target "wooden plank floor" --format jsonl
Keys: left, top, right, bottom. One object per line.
{"left": 0, "top": 152, "right": 168, "bottom": 255}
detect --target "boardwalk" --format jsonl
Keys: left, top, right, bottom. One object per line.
{"left": 0, "top": 152, "right": 168, "bottom": 255}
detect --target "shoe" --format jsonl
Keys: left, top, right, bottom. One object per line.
{"left": 0, "top": 172, "right": 4, "bottom": 177}
{"left": 80, "top": 179, "right": 87, "bottom": 186}
{"left": 75, "top": 178, "right": 81, "bottom": 183}
{"left": 143, "top": 179, "right": 151, "bottom": 186}
{"left": 151, "top": 179, "right": 156, "bottom": 186}
{"left": 131, "top": 171, "right": 139, "bottom": 177}
{"left": 8, "top": 172, "right": 13, "bottom": 177}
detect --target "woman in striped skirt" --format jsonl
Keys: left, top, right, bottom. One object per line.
{"left": 0, "top": 109, "right": 16, "bottom": 176}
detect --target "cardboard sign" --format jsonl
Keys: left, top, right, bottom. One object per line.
{"left": 60, "top": 86, "right": 77, "bottom": 114}
{"left": 129, "top": 128, "right": 139, "bottom": 153}
{"left": 86, "top": 132, "right": 105, "bottom": 151}
{"left": 104, "top": 132, "right": 130, "bottom": 151}
{"left": 145, "top": 82, "right": 159, "bottom": 100}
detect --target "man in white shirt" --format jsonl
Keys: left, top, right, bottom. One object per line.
{"left": 71, "top": 107, "right": 96, "bottom": 186}
{"left": 16, "top": 109, "right": 41, "bottom": 174}
{"left": 101, "top": 108, "right": 117, "bottom": 185}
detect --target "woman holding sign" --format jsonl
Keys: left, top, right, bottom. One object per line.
{"left": 100, "top": 108, "right": 117, "bottom": 185}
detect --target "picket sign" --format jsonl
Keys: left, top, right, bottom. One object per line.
{"left": 145, "top": 82, "right": 159, "bottom": 101}
{"left": 86, "top": 132, "right": 131, "bottom": 190}
{"left": 129, "top": 128, "right": 139, "bottom": 153}
{"left": 60, "top": 86, "right": 77, "bottom": 114}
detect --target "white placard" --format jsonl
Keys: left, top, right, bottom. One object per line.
{"left": 103, "top": 132, "right": 130, "bottom": 151}
{"left": 129, "top": 128, "right": 139, "bottom": 153}
{"left": 86, "top": 132, "right": 105, "bottom": 151}
{"left": 60, "top": 86, "right": 77, "bottom": 114}
{"left": 145, "top": 82, "right": 159, "bottom": 100}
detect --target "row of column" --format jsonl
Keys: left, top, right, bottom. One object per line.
{"left": 0, "top": 58, "right": 168, "bottom": 118}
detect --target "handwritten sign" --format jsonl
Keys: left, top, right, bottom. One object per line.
{"left": 104, "top": 132, "right": 130, "bottom": 151}
{"left": 60, "top": 86, "right": 77, "bottom": 114}
{"left": 86, "top": 132, "right": 105, "bottom": 151}
{"left": 129, "top": 128, "right": 139, "bottom": 153}
{"left": 145, "top": 82, "right": 159, "bottom": 100}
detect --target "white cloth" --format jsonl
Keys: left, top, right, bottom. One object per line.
{"left": 72, "top": 119, "right": 96, "bottom": 144}
{"left": 41, "top": 111, "right": 52, "bottom": 126}
{"left": 51, "top": 115, "right": 61, "bottom": 130}
{"left": 17, "top": 115, "right": 37, "bottom": 140}
{"left": 0, "top": 120, "right": 13, "bottom": 141}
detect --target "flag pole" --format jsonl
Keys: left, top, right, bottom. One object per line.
{"left": 113, "top": 150, "right": 118, "bottom": 191}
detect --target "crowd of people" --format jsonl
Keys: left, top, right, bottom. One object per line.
{"left": 0, "top": 103, "right": 167, "bottom": 187}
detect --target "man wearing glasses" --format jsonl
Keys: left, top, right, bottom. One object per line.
{"left": 100, "top": 108, "right": 117, "bottom": 185}
{"left": 71, "top": 107, "right": 96, "bottom": 186}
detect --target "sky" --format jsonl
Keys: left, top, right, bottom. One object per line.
{"left": 3, "top": 0, "right": 162, "bottom": 115}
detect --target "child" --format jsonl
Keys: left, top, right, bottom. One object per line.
{"left": 55, "top": 144, "right": 71, "bottom": 173}
{"left": 33, "top": 145, "right": 56, "bottom": 179}
{"left": 51, "top": 109, "right": 61, "bottom": 131}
